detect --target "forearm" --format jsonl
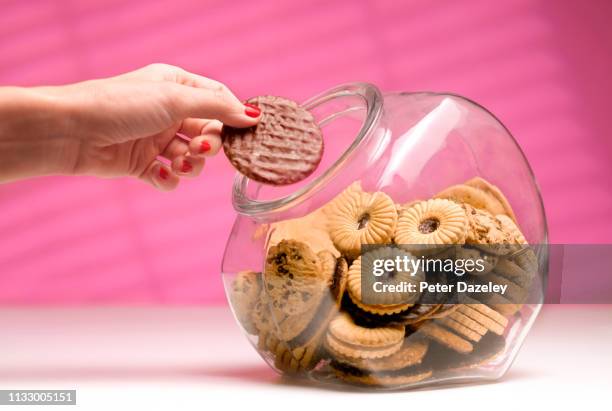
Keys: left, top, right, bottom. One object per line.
{"left": 0, "top": 87, "right": 77, "bottom": 183}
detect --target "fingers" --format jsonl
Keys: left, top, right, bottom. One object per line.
{"left": 180, "top": 119, "right": 223, "bottom": 157}
{"left": 166, "top": 82, "right": 261, "bottom": 128}
{"left": 171, "top": 154, "right": 205, "bottom": 177}
{"left": 161, "top": 135, "right": 190, "bottom": 159}
{"left": 178, "top": 118, "right": 207, "bottom": 138}
{"left": 160, "top": 135, "right": 206, "bottom": 178}
{"left": 140, "top": 156, "right": 205, "bottom": 192}
{"left": 118, "top": 63, "right": 261, "bottom": 127}
{"left": 141, "top": 131, "right": 210, "bottom": 191}
{"left": 140, "top": 160, "right": 179, "bottom": 191}
{"left": 189, "top": 134, "right": 222, "bottom": 157}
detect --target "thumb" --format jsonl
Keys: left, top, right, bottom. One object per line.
{"left": 167, "top": 83, "right": 260, "bottom": 128}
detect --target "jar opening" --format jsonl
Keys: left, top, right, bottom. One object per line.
{"left": 232, "top": 83, "right": 383, "bottom": 218}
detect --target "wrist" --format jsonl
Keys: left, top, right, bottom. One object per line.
{"left": 0, "top": 86, "right": 79, "bottom": 182}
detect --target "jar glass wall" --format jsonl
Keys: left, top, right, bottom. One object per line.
{"left": 222, "top": 83, "right": 547, "bottom": 390}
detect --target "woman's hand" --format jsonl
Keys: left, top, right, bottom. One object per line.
{"left": 0, "top": 64, "right": 260, "bottom": 190}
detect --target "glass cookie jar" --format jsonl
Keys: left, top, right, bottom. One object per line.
{"left": 222, "top": 83, "right": 547, "bottom": 390}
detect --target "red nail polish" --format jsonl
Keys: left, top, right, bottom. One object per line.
{"left": 181, "top": 160, "right": 193, "bottom": 173}
{"left": 159, "top": 167, "right": 169, "bottom": 180}
{"left": 244, "top": 103, "right": 261, "bottom": 118}
{"left": 200, "top": 141, "right": 211, "bottom": 153}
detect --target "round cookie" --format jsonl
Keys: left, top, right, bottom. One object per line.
{"left": 436, "top": 317, "right": 483, "bottom": 342}
{"left": 325, "top": 255, "right": 350, "bottom": 309}
{"left": 513, "top": 248, "right": 539, "bottom": 279}
{"left": 465, "top": 177, "right": 517, "bottom": 222}
{"left": 413, "top": 322, "right": 473, "bottom": 354}
{"left": 330, "top": 362, "right": 432, "bottom": 387}
{"left": 285, "top": 252, "right": 349, "bottom": 349}
{"left": 325, "top": 313, "right": 405, "bottom": 359}
{"left": 493, "top": 257, "right": 533, "bottom": 289}
{"left": 483, "top": 293, "right": 522, "bottom": 317}
{"left": 228, "top": 270, "right": 261, "bottom": 335}
{"left": 267, "top": 208, "right": 340, "bottom": 257}
{"left": 462, "top": 204, "right": 514, "bottom": 255}
{"left": 425, "top": 303, "right": 460, "bottom": 319}
{"left": 272, "top": 339, "right": 321, "bottom": 374}
{"left": 478, "top": 273, "right": 529, "bottom": 304}
{"left": 457, "top": 299, "right": 508, "bottom": 335}
{"left": 347, "top": 247, "right": 423, "bottom": 315}
{"left": 257, "top": 330, "right": 277, "bottom": 352}
{"left": 430, "top": 332, "right": 506, "bottom": 373}
{"left": 222, "top": 95, "right": 323, "bottom": 186}
{"left": 435, "top": 184, "right": 506, "bottom": 217}
{"left": 448, "top": 310, "right": 488, "bottom": 336}
{"left": 454, "top": 246, "right": 499, "bottom": 276}
{"left": 260, "top": 330, "right": 319, "bottom": 374}
{"left": 395, "top": 199, "right": 467, "bottom": 254}
{"left": 496, "top": 214, "right": 527, "bottom": 244}
{"left": 331, "top": 338, "right": 429, "bottom": 372}
{"left": 252, "top": 293, "right": 274, "bottom": 334}
{"left": 328, "top": 182, "right": 398, "bottom": 257}
{"left": 395, "top": 304, "right": 442, "bottom": 325}
{"left": 263, "top": 240, "right": 334, "bottom": 341}
{"left": 265, "top": 254, "right": 349, "bottom": 373}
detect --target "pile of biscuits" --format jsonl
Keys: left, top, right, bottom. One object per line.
{"left": 229, "top": 177, "right": 538, "bottom": 387}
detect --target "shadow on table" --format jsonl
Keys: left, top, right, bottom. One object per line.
{"left": 202, "top": 364, "right": 547, "bottom": 393}
{"left": 277, "top": 366, "right": 546, "bottom": 393}
{"left": 0, "top": 364, "right": 276, "bottom": 384}
{"left": 0, "top": 364, "right": 544, "bottom": 392}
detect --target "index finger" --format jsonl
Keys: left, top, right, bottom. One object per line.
{"left": 166, "top": 82, "right": 261, "bottom": 128}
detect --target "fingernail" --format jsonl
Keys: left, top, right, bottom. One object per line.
{"left": 181, "top": 160, "right": 193, "bottom": 173}
{"left": 159, "top": 167, "right": 169, "bottom": 180}
{"left": 200, "top": 141, "right": 211, "bottom": 153}
{"left": 244, "top": 103, "right": 260, "bottom": 118}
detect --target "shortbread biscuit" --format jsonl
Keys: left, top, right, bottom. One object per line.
{"left": 347, "top": 247, "right": 423, "bottom": 315}
{"left": 325, "top": 313, "right": 405, "bottom": 359}
{"left": 394, "top": 304, "right": 442, "bottom": 325}
{"left": 425, "top": 303, "right": 460, "bottom": 319}
{"left": 448, "top": 310, "right": 488, "bottom": 336}
{"left": 413, "top": 322, "right": 473, "bottom": 354}
{"left": 272, "top": 339, "right": 321, "bottom": 374}
{"left": 328, "top": 182, "right": 397, "bottom": 257}
{"left": 452, "top": 246, "right": 498, "bottom": 276}
{"left": 395, "top": 199, "right": 467, "bottom": 254}
{"left": 446, "top": 333, "right": 506, "bottom": 371}
{"left": 457, "top": 299, "right": 508, "bottom": 335}
{"left": 331, "top": 338, "right": 429, "bottom": 372}
{"left": 427, "top": 332, "right": 505, "bottom": 373}
{"left": 494, "top": 258, "right": 533, "bottom": 289}
{"left": 483, "top": 293, "right": 522, "bottom": 317}
{"left": 329, "top": 361, "right": 432, "bottom": 387}
{"left": 478, "top": 273, "right": 528, "bottom": 304}
{"left": 436, "top": 317, "right": 483, "bottom": 342}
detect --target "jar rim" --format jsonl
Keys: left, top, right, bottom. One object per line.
{"left": 232, "top": 82, "right": 383, "bottom": 216}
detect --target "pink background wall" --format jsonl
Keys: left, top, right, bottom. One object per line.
{"left": 0, "top": 0, "right": 610, "bottom": 304}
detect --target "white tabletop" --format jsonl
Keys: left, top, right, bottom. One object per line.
{"left": 0, "top": 305, "right": 610, "bottom": 410}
